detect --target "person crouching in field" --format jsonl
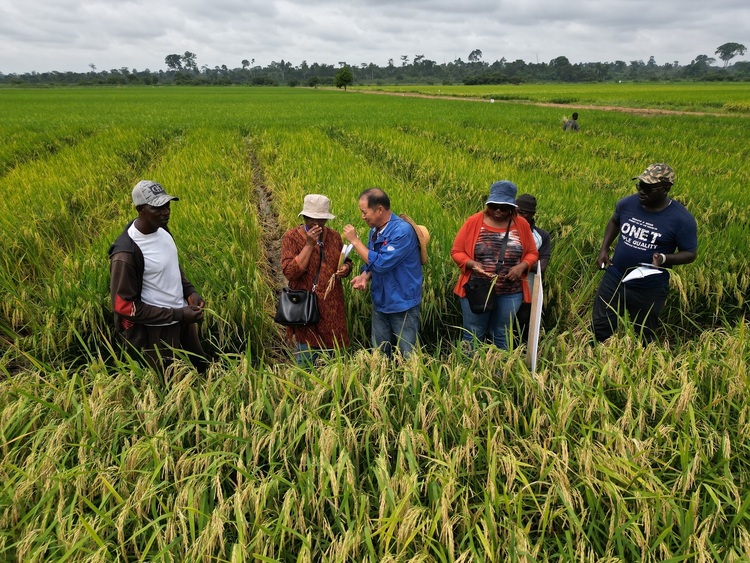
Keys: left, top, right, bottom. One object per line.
{"left": 592, "top": 163, "right": 698, "bottom": 343}
{"left": 109, "top": 180, "right": 208, "bottom": 375}
{"left": 562, "top": 112, "right": 579, "bottom": 131}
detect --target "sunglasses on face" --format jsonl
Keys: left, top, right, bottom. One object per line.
{"left": 637, "top": 181, "right": 669, "bottom": 193}
{"left": 487, "top": 203, "right": 514, "bottom": 212}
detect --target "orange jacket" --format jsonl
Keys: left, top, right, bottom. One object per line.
{"left": 451, "top": 211, "right": 539, "bottom": 303}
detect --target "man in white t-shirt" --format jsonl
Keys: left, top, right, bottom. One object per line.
{"left": 109, "top": 180, "right": 207, "bottom": 374}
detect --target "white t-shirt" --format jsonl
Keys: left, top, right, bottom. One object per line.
{"left": 128, "top": 223, "right": 185, "bottom": 325}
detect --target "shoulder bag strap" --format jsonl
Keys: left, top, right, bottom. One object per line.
{"left": 493, "top": 219, "right": 513, "bottom": 274}
{"left": 311, "top": 244, "right": 324, "bottom": 292}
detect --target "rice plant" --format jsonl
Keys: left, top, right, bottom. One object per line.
{"left": 1, "top": 84, "right": 749, "bottom": 561}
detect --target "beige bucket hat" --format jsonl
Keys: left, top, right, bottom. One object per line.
{"left": 298, "top": 194, "right": 336, "bottom": 219}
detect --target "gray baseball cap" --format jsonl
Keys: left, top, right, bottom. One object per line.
{"left": 132, "top": 180, "right": 179, "bottom": 207}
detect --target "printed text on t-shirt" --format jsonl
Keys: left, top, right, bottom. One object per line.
{"left": 620, "top": 218, "right": 662, "bottom": 250}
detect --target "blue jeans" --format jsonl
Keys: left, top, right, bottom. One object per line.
{"left": 460, "top": 293, "right": 523, "bottom": 350}
{"left": 296, "top": 343, "right": 325, "bottom": 367}
{"left": 371, "top": 304, "right": 421, "bottom": 359}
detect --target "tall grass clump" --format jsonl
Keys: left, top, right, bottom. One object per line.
{"left": 1, "top": 321, "right": 749, "bottom": 560}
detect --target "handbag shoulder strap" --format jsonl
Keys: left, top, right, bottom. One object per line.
{"left": 311, "top": 244, "right": 324, "bottom": 292}
{"left": 493, "top": 219, "right": 513, "bottom": 274}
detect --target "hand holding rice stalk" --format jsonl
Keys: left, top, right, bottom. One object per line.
{"left": 324, "top": 243, "right": 354, "bottom": 299}
{"left": 484, "top": 274, "right": 499, "bottom": 311}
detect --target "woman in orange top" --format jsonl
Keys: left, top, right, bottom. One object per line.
{"left": 451, "top": 181, "right": 538, "bottom": 350}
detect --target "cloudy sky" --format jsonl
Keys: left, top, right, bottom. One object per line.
{"left": 2, "top": 0, "right": 748, "bottom": 74}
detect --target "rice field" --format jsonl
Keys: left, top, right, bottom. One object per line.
{"left": 1, "top": 84, "right": 749, "bottom": 561}
{"left": 354, "top": 82, "right": 750, "bottom": 113}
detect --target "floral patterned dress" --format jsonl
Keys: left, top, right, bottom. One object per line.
{"left": 280, "top": 225, "right": 350, "bottom": 349}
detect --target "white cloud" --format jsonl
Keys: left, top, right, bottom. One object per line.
{"left": 0, "top": 0, "right": 747, "bottom": 73}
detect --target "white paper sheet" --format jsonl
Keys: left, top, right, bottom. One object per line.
{"left": 622, "top": 265, "right": 664, "bottom": 283}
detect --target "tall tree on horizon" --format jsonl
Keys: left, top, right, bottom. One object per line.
{"left": 715, "top": 42, "right": 747, "bottom": 68}
{"left": 182, "top": 51, "right": 198, "bottom": 72}
{"left": 334, "top": 66, "right": 353, "bottom": 90}
{"left": 165, "top": 54, "right": 182, "bottom": 70}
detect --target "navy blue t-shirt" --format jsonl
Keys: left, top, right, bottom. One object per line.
{"left": 610, "top": 194, "right": 697, "bottom": 287}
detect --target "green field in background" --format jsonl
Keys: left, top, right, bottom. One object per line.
{"left": 354, "top": 81, "right": 750, "bottom": 113}
{"left": 1, "top": 85, "right": 747, "bottom": 362}
{"left": 1, "top": 85, "right": 749, "bottom": 561}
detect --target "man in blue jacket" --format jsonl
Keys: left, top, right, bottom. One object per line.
{"left": 343, "top": 188, "right": 424, "bottom": 358}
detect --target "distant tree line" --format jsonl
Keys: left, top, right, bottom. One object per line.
{"left": 2, "top": 44, "right": 747, "bottom": 87}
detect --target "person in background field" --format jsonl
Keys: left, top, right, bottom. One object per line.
{"left": 514, "top": 194, "right": 552, "bottom": 343}
{"left": 109, "top": 180, "right": 208, "bottom": 374}
{"left": 563, "top": 112, "right": 579, "bottom": 131}
{"left": 281, "top": 194, "right": 353, "bottom": 366}
{"left": 342, "top": 188, "right": 427, "bottom": 359}
{"left": 451, "top": 181, "right": 539, "bottom": 350}
{"left": 592, "top": 163, "right": 697, "bottom": 343}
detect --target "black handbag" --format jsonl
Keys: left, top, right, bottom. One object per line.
{"left": 465, "top": 275, "right": 498, "bottom": 314}
{"left": 274, "top": 287, "right": 319, "bottom": 326}
{"left": 464, "top": 220, "right": 511, "bottom": 314}
{"left": 274, "top": 245, "right": 323, "bottom": 327}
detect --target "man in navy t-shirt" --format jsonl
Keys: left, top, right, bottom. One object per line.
{"left": 592, "top": 163, "right": 697, "bottom": 343}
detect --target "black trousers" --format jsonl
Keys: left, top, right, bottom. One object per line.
{"left": 515, "top": 301, "right": 532, "bottom": 344}
{"left": 143, "top": 322, "right": 208, "bottom": 374}
{"left": 592, "top": 269, "right": 668, "bottom": 343}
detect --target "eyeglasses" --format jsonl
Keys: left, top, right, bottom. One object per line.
{"left": 487, "top": 203, "right": 514, "bottom": 212}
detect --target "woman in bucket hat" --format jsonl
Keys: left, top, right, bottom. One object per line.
{"left": 451, "top": 181, "right": 538, "bottom": 350}
{"left": 281, "top": 194, "right": 353, "bottom": 365}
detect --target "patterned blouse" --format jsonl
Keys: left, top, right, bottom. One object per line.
{"left": 474, "top": 224, "right": 524, "bottom": 295}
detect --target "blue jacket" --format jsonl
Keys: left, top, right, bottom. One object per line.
{"left": 363, "top": 213, "right": 423, "bottom": 313}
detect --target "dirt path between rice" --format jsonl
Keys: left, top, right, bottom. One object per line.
{"left": 352, "top": 88, "right": 736, "bottom": 118}
{"left": 246, "top": 137, "right": 286, "bottom": 289}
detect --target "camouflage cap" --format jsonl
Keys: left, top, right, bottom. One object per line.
{"left": 633, "top": 163, "right": 675, "bottom": 185}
